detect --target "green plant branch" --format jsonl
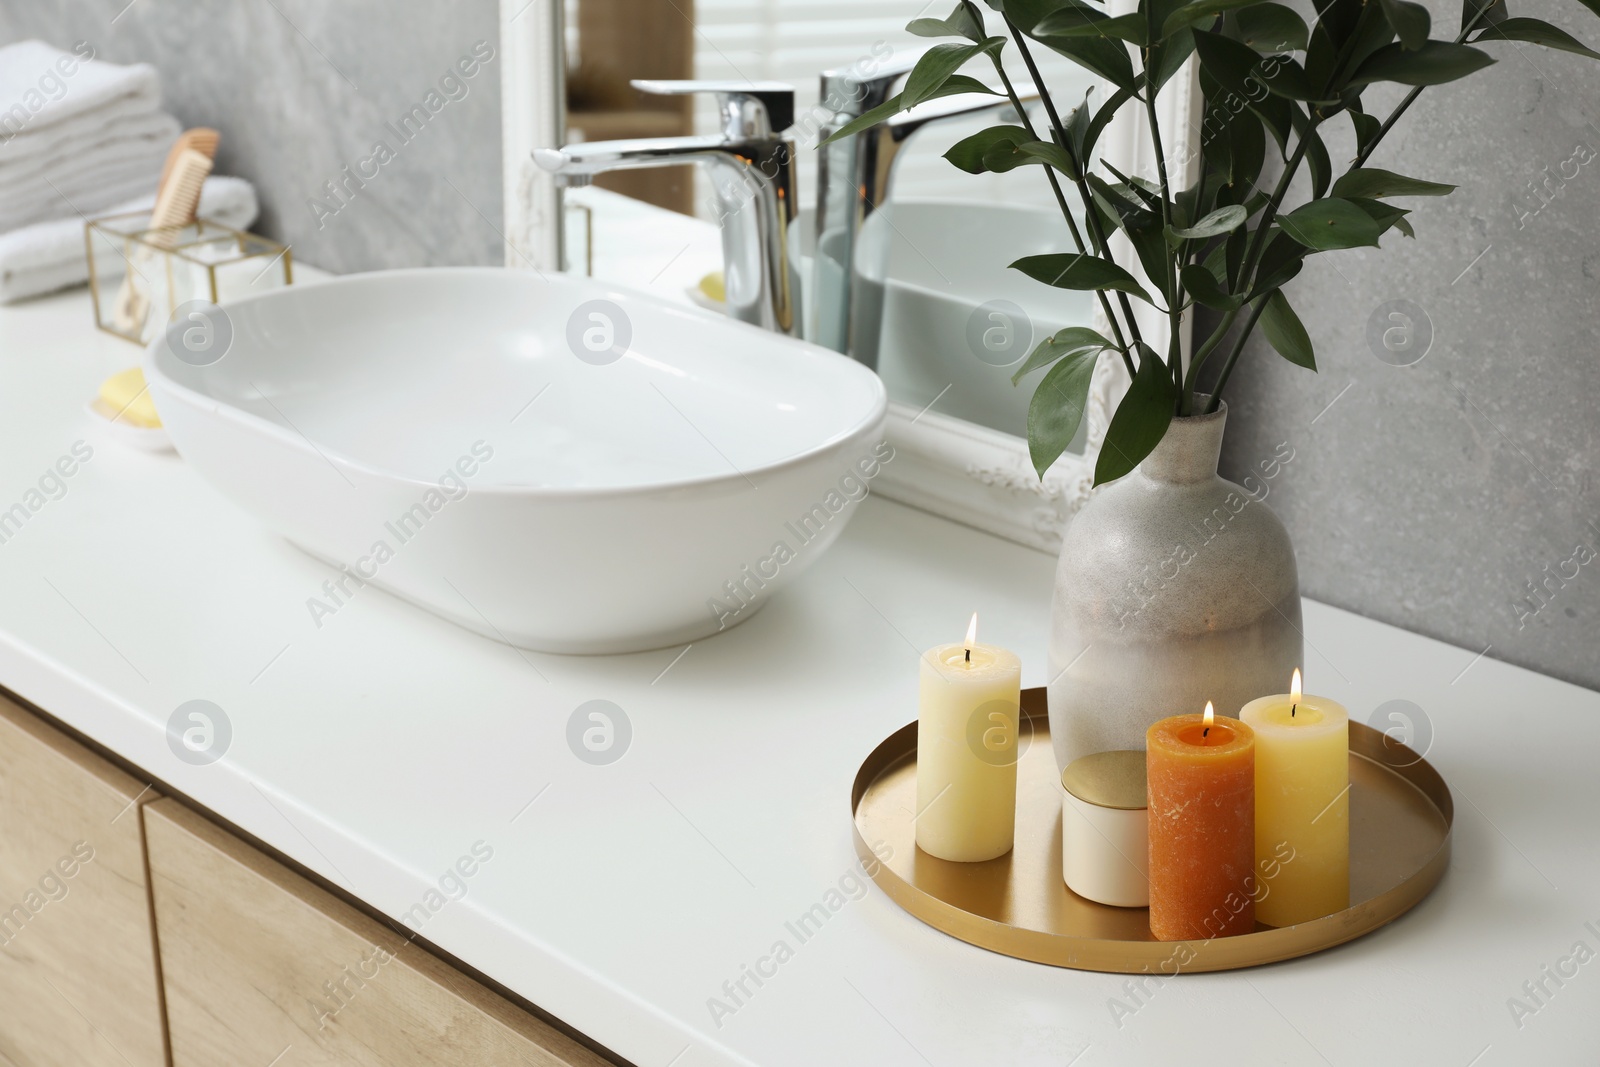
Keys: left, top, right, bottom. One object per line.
{"left": 986, "top": 53, "right": 1136, "bottom": 376}
{"left": 1140, "top": 66, "right": 1185, "bottom": 408}
{"left": 1353, "top": 8, "right": 1496, "bottom": 168}
{"left": 1196, "top": 5, "right": 1500, "bottom": 414}
{"left": 1184, "top": 302, "right": 1240, "bottom": 390}
{"left": 1204, "top": 294, "right": 1269, "bottom": 410}
{"left": 1003, "top": 20, "right": 1148, "bottom": 365}
{"left": 1182, "top": 126, "right": 1312, "bottom": 410}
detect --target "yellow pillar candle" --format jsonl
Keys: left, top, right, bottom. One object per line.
{"left": 1239, "top": 670, "right": 1350, "bottom": 926}
{"left": 916, "top": 613, "right": 1023, "bottom": 862}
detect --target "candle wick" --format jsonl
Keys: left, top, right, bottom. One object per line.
{"left": 1291, "top": 703, "right": 1297, "bottom": 718}
{"left": 964, "top": 647, "right": 971, "bottom": 664}
{"left": 1201, "top": 726, "right": 1210, "bottom": 740}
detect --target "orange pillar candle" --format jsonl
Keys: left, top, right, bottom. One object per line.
{"left": 1146, "top": 703, "right": 1257, "bottom": 941}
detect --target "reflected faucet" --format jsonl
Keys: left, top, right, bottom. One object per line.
{"left": 813, "top": 57, "right": 1037, "bottom": 363}
{"left": 534, "top": 80, "right": 800, "bottom": 335}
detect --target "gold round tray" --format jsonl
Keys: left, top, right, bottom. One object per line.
{"left": 851, "top": 687, "right": 1452, "bottom": 973}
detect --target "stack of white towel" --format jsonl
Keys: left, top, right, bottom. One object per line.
{"left": 0, "top": 40, "right": 259, "bottom": 304}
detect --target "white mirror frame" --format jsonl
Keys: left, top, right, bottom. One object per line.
{"left": 500, "top": 0, "right": 1201, "bottom": 552}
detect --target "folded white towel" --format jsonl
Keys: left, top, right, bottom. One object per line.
{"left": 0, "top": 175, "right": 260, "bottom": 305}
{"left": 0, "top": 110, "right": 177, "bottom": 187}
{"left": 0, "top": 40, "right": 159, "bottom": 142}
{"left": 0, "top": 92, "right": 169, "bottom": 167}
{"left": 0, "top": 113, "right": 179, "bottom": 232}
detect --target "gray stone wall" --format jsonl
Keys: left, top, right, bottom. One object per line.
{"left": 1208, "top": 1, "right": 1600, "bottom": 690}
{"left": 1, "top": 0, "right": 505, "bottom": 272}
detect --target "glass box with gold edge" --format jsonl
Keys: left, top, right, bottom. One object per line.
{"left": 85, "top": 213, "right": 292, "bottom": 346}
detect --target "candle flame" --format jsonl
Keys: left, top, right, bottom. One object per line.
{"left": 964, "top": 612, "right": 978, "bottom": 652}
{"left": 1291, "top": 668, "right": 1303, "bottom": 704}
{"left": 1202, "top": 701, "right": 1214, "bottom": 728}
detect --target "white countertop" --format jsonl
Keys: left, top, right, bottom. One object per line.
{"left": 1, "top": 281, "right": 1597, "bottom": 1067}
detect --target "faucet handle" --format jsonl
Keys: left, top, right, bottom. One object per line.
{"left": 820, "top": 47, "right": 930, "bottom": 115}
{"left": 631, "top": 79, "right": 795, "bottom": 139}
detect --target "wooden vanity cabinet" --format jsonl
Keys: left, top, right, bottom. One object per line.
{"left": 0, "top": 694, "right": 167, "bottom": 1067}
{"left": 145, "top": 798, "right": 611, "bottom": 1067}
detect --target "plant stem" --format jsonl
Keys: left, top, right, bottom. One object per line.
{"left": 1141, "top": 69, "right": 1185, "bottom": 410}
{"left": 1004, "top": 21, "right": 1147, "bottom": 364}
{"left": 1204, "top": 295, "right": 1269, "bottom": 412}
{"left": 1194, "top": 4, "right": 1500, "bottom": 413}
{"left": 1184, "top": 125, "right": 1305, "bottom": 406}
{"left": 988, "top": 59, "right": 1137, "bottom": 376}
{"left": 1184, "top": 302, "right": 1240, "bottom": 397}
{"left": 1353, "top": 7, "right": 1496, "bottom": 168}
{"left": 1181, "top": 125, "right": 1312, "bottom": 411}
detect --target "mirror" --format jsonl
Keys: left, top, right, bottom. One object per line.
{"left": 512, "top": 0, "right": 1197, "bottom": 549}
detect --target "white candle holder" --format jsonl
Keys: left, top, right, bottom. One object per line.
{"left": 1060, "top": 750, "right": 1150, "bottom": 908}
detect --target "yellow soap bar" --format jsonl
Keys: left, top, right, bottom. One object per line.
{"left": 698, "top": 271, "right": 725, "bottom": 304}
{"left": 97, "top": 366, "right": 161, "bottom": 428}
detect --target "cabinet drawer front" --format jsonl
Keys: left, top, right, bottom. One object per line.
{"left": 145, "top": 799, "right": 610, "bottom": 1067}
{"left": 0, "top": 695, "right": 165, "bottom": 1067}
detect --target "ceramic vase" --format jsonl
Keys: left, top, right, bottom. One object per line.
{"left": 1047, "top": 401, "right": 1303, "bottom": 771}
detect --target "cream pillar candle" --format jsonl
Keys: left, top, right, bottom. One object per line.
{"left": 916, "top": 613, "right": 1023, "bottom": 862}
{"left": 1240, "top": 670, "right": 1350, "bottom": 926}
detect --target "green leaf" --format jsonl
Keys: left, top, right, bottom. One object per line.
{"left": 1476, "top": 18, "right": 1600, "bottom": 60}
{"left": 1087, "top": 173, "right": 1161, "bottom": 231}
{"left": 1318, "top": 0, "right": 1371, "bottom": 46}
{"left": 1333, "top": 2, "right": 1400, "bottom": 84}
{"left": 1181, "top": 264, "right": 1241, "bottom": 309}
{"left": 1094, "top": 345, "right": 1178, "bottom": 485}
{"left": 1250, "top": 89, "right": 1295, "bottom": 155}
{"left": 819, "top": 75, "right": 999, "bottom": 145}
{"left": 1290, "top": 107, "right": 1332, "bottom": 199}
{"left": 1032, "top": 32, "right": 1139, "bottom": 91}
{"left": 1379, "top": 0, "right": 1432, "bottom": 50}
{"left": 1163, "top": 0, "right": 1267, "bottom": 37}
{"left": 1331, "top": 167, "right": 1456, "bottom": 198}
{"left": 1148, "top": 27, "right": 1199, "bottom": 92}
{"left": 1462, "top": 0, "right": 1509, "bottom": 33}
{"left": 1225, "top": 219, "right": 1249, "bottom": 281}
{"left": 1258, "top": 290, "right": 1316, "bottom": 369}
{"left": 1193, "top": 28, "right": 1266, "bottom": 89}
{"left": 944, "top": 125, "right": 1029, "bottom": 173}
{"left": 985, "top": 137, "right": 1076, "bottom": 173}
{"left": 1347, "top": 106, "right": 1383, "bottom": 155}
{"left": 1247, "top": 230, "right": 1307, "bottom": 295}
{"left": 1350, "top": 40, "right": 1495, "bottom": 86}
{"left": 904, "top": 39, "right": 1006, "bottom": 109}
{"left": 1225, "top": 103, "right": 1267, "bottom": 189}
{"left": 1079, "top": 83, "right": 1139, "bottom": 164}
{"left": 1346, "top": 196, "right": 1414, "bottom": 237}
{"left": 1101, "top": 162, "right": 1165, "bottom": 213}
{"left": 1195, "top": 30, "right": 1334, "bottom": 103}
{"left": 1147, "top": 0, "right": 1194, "bottom": 31}
{"left": 1064, "top": 90, "right": 1092, "bottom": 160}
{"left": 1027, "top": 344, "right": 1104, "bottom": 478}
{"left": 1257, "top": 57, "right": 1326, "bottom": 102}
{"left": 909, "top": 1, "right": 987, "bottom": 41}
{"left": 1012, "top": 326, "right": 1111, "bottom": 384}
{"left": 1010, "top": 254, "right": 1157, "bottom": 304}
{"left": 1235, "top": 4, "right": 1309, "bottom": 52}
{"left": 1034, "top": 6, "right": 1148, "bottom": 45}
{"left": 1125, "top": 227, "right": 1177, "bottom": 305}
{"left": 1169, "top": 204, "right": 1248, "bottom": 239}
{"left": 1277, "top": 198, "right": 1385, "bottom": 249}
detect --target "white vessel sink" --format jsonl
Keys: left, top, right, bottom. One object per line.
{"left": 146, "top": 268, "right": 887, "bottom": 653}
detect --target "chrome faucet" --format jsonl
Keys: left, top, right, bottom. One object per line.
{"left": 813, "top": 56, "right": 1037, "bottom": 363}
{"left": 534, "top": 80, "right": 800, "bottom": 335}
